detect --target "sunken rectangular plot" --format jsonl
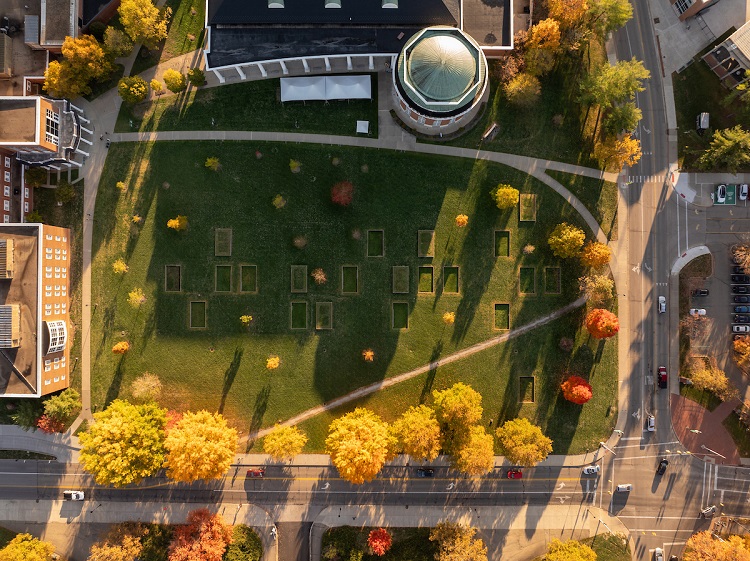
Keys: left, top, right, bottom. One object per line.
{"left": 418, "top": 230, "right": 435, "bottom": 257}
{"left": 316, "top": 302, "right": 333, "bottom": 330}
{"left": 494, "top": 230, "right": 510, "bottom": 257}
{"left": 367, "top": 230, "right": 385, "bottom": 257}
{"left": 165, "top": 265, "right": 181, "bottom": 292}
{"left": 519, "top": 194, "right": 537, "bottom": 222}
{"left": 240, "top": 265, "right": 258, "bottom": 293}
{"left": 214, "top": 228, "right": 233, "bottom": 256}
{"left": 443, "top": 266, "right": 459, "bottom": 293}
{"left": 392, "top": 266, "right": 410, "bottom": 294}
{"left": 392, "top": 302, "right": 409, "bottom": 329}
{"left": 290, "top": 301, "right": 308, "bottom": 329}
{"left": 291, "top": 265, "right": 308, "bottom": 293}
{"left": 519, "top": 267, "right": 535, "bottom": 294}
{"left": 519, "top": 376, "right": 535, "bottom": 403}
{"left": 418, "top": 266, "right": 434, "bottom": 293}
{"left": 215, "top": 265, "right": 232, "bottom": 292}
{"left": 341, "top": 265, "right": 359, "bottom": 294}
{"left": 494, "top": 303, "right": 510, "bottom": 330}
{"left": 545, "top": 267, "right": 561, "bottom": 294}
{"left": 189, "top": 301, "right": 207, "bottom": 329}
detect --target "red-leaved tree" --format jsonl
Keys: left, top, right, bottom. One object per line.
{"left": 331, "top": 181, "right": 354, "bottom": 206}
{"left": 584, "top": 308, "right": 620, "bottom": 339}
{"left": 37, "top": 414, "right": 65, "bottom": 433}
{"left": 560, "top": 376, "right": 593, "bottom": 404}
{"left": 368, "top": 528, "right": 393, "bottom": 557}
{"left": 168, "top": 508, "right": 232, "bottom": 561}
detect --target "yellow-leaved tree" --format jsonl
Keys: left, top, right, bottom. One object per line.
{"left": 548, "top": 222, "right": 586, "bottom": 258}
{"left": 545, "top": 539, "right": 597, "bottom": 561}
{"left": 263, "top": 425, "right": 308, "bottom": 461}
{"left": 495, "top": 418, "right": 553, "bottom": 466}
{"left": 429, "top": 522, "right": 488, "bottom": 561}
{"left": 0, "top": 533, "right": 56, "bottom": 561}
{"left": 684, "top": 531, "right": 750, "bottom": 561}
{"left": 580, "top": 241, "right": 612, "bottom": 268}
{"left": 164, "top": 410, "right": 238, "bottom": 482}
{"left": 391, "top": 404, "right": 441, "bottom": 461}
{"left": 325, "top": 408, "right": 395, "bottom": 484}
{"left": 453, "top": 425, "right": 495, "bottom": 476}
{"left": 119, "top": 0, "right": 171, "bottom": 48}
{"left": 79, "top": 400, "right": 167, "bottom": 486}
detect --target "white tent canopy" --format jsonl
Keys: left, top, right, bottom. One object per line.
{"left": 280, "top": 75, "right": 372, "bottom": 102}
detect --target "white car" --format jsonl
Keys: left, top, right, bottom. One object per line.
{"left": 717, "top": 184, "right": 727, "bottom": 203}
{"left": 582, "top": 465, "right": 601, "bottom": 474}
{"left": 658, "top": 296, "right": 666, "bottom": 313}
{"left": 689, "top": 308, "right": 706, "bottom": 316}
{"left": 654, "top": 547, "right": 664, "bottom": 561}
{"left": 616, "top": 483, "right": 632, "bottom": 492}
{"left": 63, "top": 490, "right": 84, "bottom": 501}
{"left": 741, "top": 184, "right": 748, "bottom": 201}
{"left": 734, "top": 325, "right": 750, "bottom": 333}
{"left": 647, "top": 414, "right": 655, "bottom": 431}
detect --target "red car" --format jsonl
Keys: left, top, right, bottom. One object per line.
{"left": 507, "top": 469, "right": 523, "bottom": 479}
{"left": 658, "top": 366, "right": 667, "bottom": 389}
{"left": 247, "top": 468, "right": 265, "bottom": 478}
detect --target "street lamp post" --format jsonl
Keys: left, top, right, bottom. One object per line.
{"left": 701, "top": 444, "right": 727, "bottom": 459}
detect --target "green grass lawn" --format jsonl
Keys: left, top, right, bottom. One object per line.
{"left": 679, "top": 385, "right": 722, "bottom": 412}
{"left": 323, "top": 527, "right": 435, "bottom": 561}
{"left": 130, "top": 0, "right": 206, "bottom": 76}
{"left": 545, "top": 170, "right": 618, "bottom": 241}
{"left": 91, "top": 141, "right": 607, "bottom": 444}
{"left": 0, "top": 527, "right": 16, "bottom": 549}
{"left": 672, "top": 29, "right": 750, "bottom": 170}
{"left": 115, "top": 77, "right": 379, "bottom": 137}
{"left": 583, "top": 534, "right": 631, "bottom": 561}
{"left": 723, "top": 412, "right": 750, "bottom": 457}
{"left": 441, "top": 41, "right": 607, "bottom": 168}
{"left": 291, "top": 309, "right": 617, "bottom": 454}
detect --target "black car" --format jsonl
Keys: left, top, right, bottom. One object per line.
{"left": 692, "top": 289, "right": 709, "bottom": 296}
{"left": 656, "top": 458, "right": 669, "bottom": 475}
{"left": 735, "top": 315, "right": 750, "bottom": 323}
{"left": 733, "top": 286, "right": 750, "bottom": 294}
{"left": 735, "top": 296, "right": 750, "bottom": 303}
{"left": 732, "top": 275, "right": 750, "bottom": 283}
{"left": 416, "top": 468, "right": 434, "bottom": 478}
{"left": 735, "top": 306, "right": 750, "bottom": 313}
{"left": 734, "top": 266, "right": 746, "bottom": 274}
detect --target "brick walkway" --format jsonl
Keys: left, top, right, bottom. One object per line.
{"left": 670, "top": 393, "right": 742, "bottom": 464}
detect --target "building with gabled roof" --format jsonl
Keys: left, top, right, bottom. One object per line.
{"left": 702, "top": 21, "right": 750, "bottom": 88}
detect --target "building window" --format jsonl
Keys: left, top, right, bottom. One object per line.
{"left": 3, "top": 215, "right": 8, "bottom": 224}
{"left": 3, "top": 172, "right": 9, "bottom": 182}
{"left": 46, "top": 234, "right": 53, "bottom": 240}
{"left": 62, "top": 236, "right": 67, "bottom": 242}
{"left": 46, "top": 320, "right": 67, "bottom": 353}
{"left": 4, "top": 157, "right": 9, "bottom": 168}
{"left": 53, "top": 377, "right": 59, "bottom": 383}
{"left": 44, "top": 378, "right": 51, "bottom": 385}
{"left": 3, "top": 186, "right": 9, "bottom": 197}
{"left": 3, "top": 201, "right": 8, "bottom": 212}
{"left": 45, "top": 109, "right": 60, "bottom": 146}
{"left": 674, "top": 0, "right": 693, "bottom": 13}
{"left": 55, "top": 236, "right": 60, "bottom": 241}
{"left": 24, "top": 202, "right": 28, "bottom": 212}
{"left": 24, "top": 188, "right": 29, "bottom": 198}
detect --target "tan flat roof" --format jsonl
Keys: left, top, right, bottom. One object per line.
{"left": 0, "top": 99, "right": 37, "bottom": 144}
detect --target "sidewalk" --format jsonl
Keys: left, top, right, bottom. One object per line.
{"left": 0, "top": 425, "right": 80, "bottom": 463}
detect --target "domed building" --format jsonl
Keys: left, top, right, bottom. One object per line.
{"left": 393, "top": 26, "right": 488, "bottom": 136}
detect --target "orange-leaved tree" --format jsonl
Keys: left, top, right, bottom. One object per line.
{"left": 168, "top": 508, "right": 232, "bottom": 561}
{"left": 584, "top": 308, "right": 620, "bottom": 339}
{"left": 560, "top": 375, "right": 593, "bottom": 404}
{"left": 579, "top": 241, "right": 612, "bottom": 269}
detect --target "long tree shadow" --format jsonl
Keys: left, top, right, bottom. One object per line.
{"left": 218, "top": 347, "right": 243, "bottom": 414}
{"left": 104, "top": 356, "right": 127, "bottom": 407}
{"left": 420, "top": 340, "right": 444, "bottom": 403}
{"left": 246, "top": 384, "right": 271, "bottom": 451}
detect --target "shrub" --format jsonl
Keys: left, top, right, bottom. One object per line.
{"left": 561, "top": 375, "right": 593, "bottom": 404}
{"left": 104, "top": 27, "right": 134, "bottom": 57}
{"left": 167, "top": 215, "right": 188, "bottom": 231}
{"left": 116, "top": 181, "right": 127, "bottom": 192}
{"left": 362, "top": 349, "right": 375, "bottom": 362}
{"left": 266, "top": 356, "right": 280, "bottom": 370}
{"left": 25, "top": 210, "right": 44, "bottom": 223}
{"left": 224, "top": 525, "right": 263, "bottom": 561}
{"left": 293, "top": 235, "right": 307, "bottom": 249}
{"left": 25, "top": 167, "right": 48, "bottom": 188}
{"left": 442, "top": 312, "right": 456, "bottom": 324}
{"left": 187, "top": 68, "right": 205, "bottom": 86}
{"left": 289, "top": 159, "right": 302, "bottom": 173}
{"left": 548, "top": 222, "right": 586, "bottom": 258}
{"left": 455, "top": 214, "right": 469, "bottom": 227}
{"left": 118, "top": 75, "right": 149, "bottom": 104}
{"left": 272, "top": 194, "right": 287, "bottom": 209}
{"left": 311, "top": 268, "right": 327, "bottom": 285}
{"left": 112, "top": 341, "right": 130, "bottom": 354}
{"left": 331, "top": 181, "right": 354, "bottom": 206}
{"left": 132, "top": 214, "right": 143, "bottom": 224}
{"left": 522, "top": 244, "right": 535, "bottom": 255}
{"left": 367, "top": 528, "right": 392, "bottom": 557}
{"left": 112, "top": 258, "right": 128, "bottom": 274}
{"left": 559, "top": 337, "right": 574, "bottom": 352}
{"left": 150, "top": 79, "right": 164, "bottom": 95}
{"left": 491, "top": 184, "right": 520, "bottom": 209}
{"left": 205, "top": 157, "right": 221, "bottom": 171}
{"left": 128, "top": 288, "right": 146, "bottom": 308}
{"left": 37, "top": 414, "right": 65, "bottom": 433}
{"left": 131, "top": 372, "right": 162, "bottom": 402}
{"left": 163, "top": 69, "right": 186, "bottom": 93}
{"left": 240, "top": 314, "right": 253, "bottom": 327}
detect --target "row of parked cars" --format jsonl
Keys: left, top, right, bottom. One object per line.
{"left": 730, "top": 262, "right": 750, "bottom": 332}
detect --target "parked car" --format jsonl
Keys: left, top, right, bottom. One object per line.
{"left": 63, "top": 490, "right": 84, "bottom": 501}
{"left": 658, "top": 296, "right": 666, "bottom": 313}
{"left": 582, "top": 465, "right": 601, "bottom": 475}
{"left": 732, "top": 275, "right": 750, "bottom": 283}
{"left": 735, "top": 295, "right": 750, "bottom": 303}
{"left": 416, "top": 468, "right": 434, "bottom": 478}
{"left": 656, "top": 458, "right": 669, "bottom": 475}
{"left": 507, "top": 468, "right": 523, "bottom": 479}
{"left": 735, "top": 306, "right": 750, "bottom": 313}
{"left": 733, "top": 266, "right": 746, "bottom": 274}
{"left": 692, "top": 289, "right": 709, "bottom": 296}
{"left": 701, "top": 505, "right": 717, "bottom": 517}
{"left": 741, "top": 183, "right": 748, "bottom": 201}
{"left": 654, "top": 547, "right": 664, "bottom": 561}
{"left": 734, "top": 334, "right": 749, "bottom": 341}
{"left": 689, "top": 308, "right": 706, "bottom": 316}
{"left": 733, "top": 286, "right": 749, "bottom": 294}
{"left": 717, "top": 184, "right": 727, "bottom": 203}
{"left": 247, "top": 468, "right": 265, "bottom": 478}
{"left": 616, "top": 484, "right": 632, "bottom": 492}
{"left": 647, "top": 414, "right": 655, "bottom": 431}
{"left": 734, "top": 325, "right": 750, "bottom": 333}
{"left": 735, "top": 315, "right": 750, "bottom": 323}
{"left": 658, "top": 366, "right": 668, "bottom": 388}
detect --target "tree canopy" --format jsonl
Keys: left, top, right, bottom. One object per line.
{"left": 496, "top": 418, "right": 553, "bottom": 466}
{"left": 698, "top": 126, "right": 750, "bottom": 173}
{"left": 119, "top": 0, "right": 171, "bottom": 48}
{"left": 391, "top": 404, "right": 442, "bottom": 461}
{"left": 545, "top": 538, "right": 597, "bottom": 561}
{"left": 561, "top": 375, "right": 593, "bottom": 404}
{"left": 684, "top": 531, "right": 750, "bottom": 561}
{"left": 579, "top": 274, "right": 614, "bottom": 304}
{"left": 263, "top": 425, "right": 308, "bottom": 461}
{"left": 548, "top": 223, "right": 586, "bottom": 258}
{"left": 88, "top": 534, "right": 143, "bottom": 561}
{"left": 433, "top": 383, "right": 484, "bottom": 433}
{"left": 43, "top": 387, "right": 80, "bottom": 424}
{"left": 429, "top": 522, "right": 488, "bottom": 561}
{"left": 79, "top": 399, "right": 167, "bottom": 486}
{"left": 168, "top": 508, "right": 232, "bottom": 561}
{"left": 325, "top": 408, "right": 395, "bottom": 484}
{"left": 584, "top": 308, "right": 620, "bottom": 339}
{"left": 0, "top": 534, "right": 56, "bottom": 561}
{"left": 580, "top": 58, "right": 650, "bottom": 110}
{"left": 580, "top": 241, "right": 612, "bottom": 268}
{"left": 44, "top": 35, "right": 113, "bottom": 99}
{"left": 453, "top": 425, "right": 495, "bottom": 476}
{"left": 164, "top": 410, "right": 238, "bottom": 482}
{"left": 491, "top": 185, "right": 520, "bottom": 210}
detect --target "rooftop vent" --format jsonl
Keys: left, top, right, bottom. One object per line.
{"left": 382, "top": 0, "right": 398, "bottom": 7}
{"left": 268, "top": 0, "right": 284, "bottom": 7}
{"left": 0, "top": 239, "right": 14, "bottom": 280}
{"left": 325, "top": 0, "right": 341, "bottom": 6}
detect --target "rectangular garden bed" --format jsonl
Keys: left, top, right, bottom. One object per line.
{"left": 189, "top": 301, "right": 207, "bottom": 329}
{"left": 215, "top": 265, "right": 232, "bottom": 292}
{"left": 520, "top": 194, "right": 537, "bottom": 221}
{"left": 165, "top": 265, "right": 181, "bottom": 292}
{"left": 494, "top": 303, "right": 510, "bottom": 330}
{"left": 341, "top": 265, "right": 359, "bottom": 294}
{"left": 392, "top": 266, "right": 409, "bottom": 294}
{"left": 494, "top": 230, "right": 510, "bottom": 257}
{"left": 443, "top": 266, "right": 459, "bottom": 293}
{"left": 291, "top": 301, "right": 308, "bottom": 329}
{"left": 215, "top": 228, "right": 232, "bottom": 256}
{"left": 392, "top": 302, "right": 409, "bottom": 329}
{"left": 519, "top": 376, "right": 535, "bottom": 402}
{"left": 291, "top": 265, "right": 308, "bottom": 293}
{"left": 367, "top": 230, "right": 385, "bottom": 257}
{"left": 316, "top": 302, "right": 333, "bottom": 330}
{"left": 418, "top": 266, "right": 434, "bottom": 293}
{"left": 418, "top": 230, "right": 435, "bottom": 257}
{"left": 519, "top": 267, "right": 535, "bottom": 294}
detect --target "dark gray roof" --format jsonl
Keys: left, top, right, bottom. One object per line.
{"left": 208, "top": 0, "right": 457, "bottom": 26}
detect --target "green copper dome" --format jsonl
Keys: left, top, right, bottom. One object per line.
{"left": 408, "top": 35, "right": 476, "bottom": 101}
